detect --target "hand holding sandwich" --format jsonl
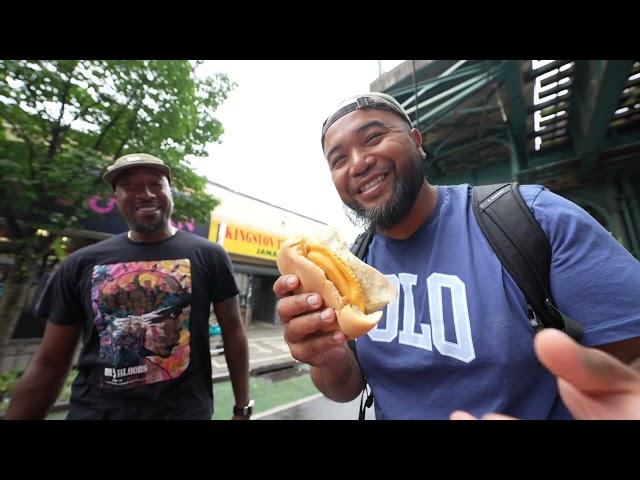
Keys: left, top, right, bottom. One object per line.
{"left": 273, "top": 226, "right": 398, "bottom": 402}
{"left": 273, "top": 273, "right": 363, "bottom": 401}
{"left": 273, "top": 273, "right": 349, "bottom": 369}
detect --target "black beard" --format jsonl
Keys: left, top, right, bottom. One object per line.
{"left": 129, "top": 220, "right": 166, "bottom": 234}
{"left": 344, "top": 152, "right": 425, "bottom": 231}
{"left": 118, "top": 201, "right": 173, "bottom": 236}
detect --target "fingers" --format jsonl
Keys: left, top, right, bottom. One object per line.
{"left": 273, "top": 274, "right": 347, "bottom": 367}
{"left": 274, "top": 274, "right": 328, "bottom": 326}
{"left": 449, "top": 410, "right": 477, "bottom": 420}
{"left": 285, "top": 307, "right": 338, "bottom": 343}
{"left": 478, "top": 413, "right": 517, "bottom": 420}
{"left": 533, "top": 329, "right": 584, "bottom": 382}
{"left": 280, "top": 304, "right": 347, "bottom": 366}
{"left": 534, "top": 329, "right": 640, "bottom": 394}
{"left": 277, "top": 292, "right": 325, "bottom": 325}
{"left": 273, "top": 274, "right": 299, "bottom": 297}
{"left": 289, "top": 329, "right": 347, "bottom": 365}
{"left": 450, "top": 410, "right": 517, "bottom": 420}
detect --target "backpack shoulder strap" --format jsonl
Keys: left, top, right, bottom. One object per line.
{"left": 347, "top": 339, "right": 373, "bottom": 420}
{"left": 348, "top": 230, "right": 375, "bottom": 419}
{"left": 350, "top": 229, "right": 374, "bottom": 260}
{"left": 472, "top": 182, "right": 583, "bottom": 341}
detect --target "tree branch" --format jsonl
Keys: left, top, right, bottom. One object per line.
{"left": 0, "top": 203, "right": 24, "bottom": 239}
{"left": 0, "top": 110, "right": 37, "bottom": 176}
{"left": 92, "top": 99, "right": 132, "bottom": 151}
{"left": 113, "top": 98, "right": 142, "bottom": 159}
{"left": 46, "top": 94, "right": 69, "bottom": 160}
{"left": 46, "top": 63, "right": 78, "bottom": 161}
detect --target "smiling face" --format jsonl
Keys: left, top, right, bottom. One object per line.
{"left": 113, "top": 166, "right": 174, "bottom": 240}
{"left": 323, "top": 108, "right": 426, "bottom": 231}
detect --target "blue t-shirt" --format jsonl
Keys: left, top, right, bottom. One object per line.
{"left": 356, "top": 184, "right": 640, "bottom": 420}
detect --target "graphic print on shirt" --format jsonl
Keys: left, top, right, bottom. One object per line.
{"left": 368, "top": 272, "right": 476, "bottom": 363}
{"left": 91, "top": 259, "right": 192, "bottom": 388}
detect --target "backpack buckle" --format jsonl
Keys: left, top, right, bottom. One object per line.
{"left": 527, "top": 305, "right": 543, "bottom": 332}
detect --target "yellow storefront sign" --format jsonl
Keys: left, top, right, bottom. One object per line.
{"left": 209, "top": 218, "right": 284, "bottom": 262}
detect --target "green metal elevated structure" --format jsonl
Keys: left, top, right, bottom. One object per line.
{"left": 372, "top": 60, "right": 640, "bottom": 258}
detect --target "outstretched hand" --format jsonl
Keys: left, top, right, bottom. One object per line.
{"left": 451, "top": 329, "right": 640, "bottom": 420}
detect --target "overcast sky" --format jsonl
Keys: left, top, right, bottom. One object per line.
{"left": 188, "top": 60, "right": 403, "bottom": 243}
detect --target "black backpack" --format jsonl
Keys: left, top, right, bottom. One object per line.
{"left": 348, "top": 182, "right": 584, "bottom": 420}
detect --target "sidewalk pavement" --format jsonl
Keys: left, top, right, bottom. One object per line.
{"left": 1, "top": 321, "right": 293, "bottom": 382}
{"left": 0, "top": 321, "right": 294, "bottom": 419}
{"left": 211, "top": 321, "right": 295, "bottom": 382}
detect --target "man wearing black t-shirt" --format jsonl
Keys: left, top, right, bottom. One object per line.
{"left": 6, "top": 153, "right": 253, "bottom": 420}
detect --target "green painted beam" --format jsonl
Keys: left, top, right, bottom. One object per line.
{"left": 501, "top": 60, "right": 529, "bottom": 172}
{"left": 620, "top": 178, "right": 640, "bottom": 258}
{"left": 400, "top": 61, "right": 476, "bottom": 110}
{"left": 404, "top": 71, "right": 492, "bottom": 117}
{"left": 568, "top": 60, "right": 635, "bottom": 179}
{"left": 415, "top": 67, "right": 502, "bottom": 128}
{"left": 505, "top": 128, "right": 520, "bottom": 180}
{"left": 603, "top": 131, "right": 640, "bottom": 151}
{"left": 431, "top": 120, "right": 505, "bottom": 156}
{"left": 430, "top": 133, "right": 508, "bottom": 161}
{"left": 432, "top": 159, "right": 512, "bottom": 186}
{"left": 387, "top": 62, "right": 489, "bottom": 99}
{"left": 619, "top": 192, "right": 640, "bottom": 258}
{"left": 431, "top": 124, "right": 471, "bottom": 157}
{"left": 418, "top": 82, "right": 505, "bottom": 135}
{"left": 456, "top": 106, "right": 503, "bottom": 115}
{"left": 437, "top": 141, "right": 506, "bottom": 167}
{"left": 529, "top": 144, "right": 576, "bottom": 167}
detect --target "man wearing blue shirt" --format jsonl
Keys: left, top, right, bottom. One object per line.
{"left": 274, "top": 92, "right": 640, "bottom": 420}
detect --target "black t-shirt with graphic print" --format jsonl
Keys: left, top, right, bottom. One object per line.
{"left": 37, "top": 231, "right": 239, "bottom": 420}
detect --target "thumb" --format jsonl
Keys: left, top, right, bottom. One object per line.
{"left": 534, "top": 329, "right": 640, "bottom": 394}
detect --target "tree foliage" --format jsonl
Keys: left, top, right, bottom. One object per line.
{"left": 0, "top": 60, "right": 233, "bottom": 269}
{"left": 0, "top": 60, "right": 234, "bottom": 354}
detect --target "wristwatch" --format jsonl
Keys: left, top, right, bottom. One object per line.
{"left": 233, "top": 399, "right": 255, "bottom": 417}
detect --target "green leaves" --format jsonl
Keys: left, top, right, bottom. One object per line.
{"left": 0, "top": 368, "right": 23, "bottom": 404}
{"left": 0, "top": 60, "right": 232, "bottom": 254}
